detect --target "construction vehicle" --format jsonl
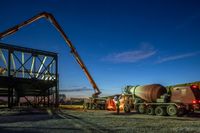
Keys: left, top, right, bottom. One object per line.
{"left": 83, "top": 97, "right": 106, "bottom": 110}
{"left": 109, "top": 84, "right": 200, "bottom": 116}
{"left": 0, "top": 12, "right": 102, "bottom": 107}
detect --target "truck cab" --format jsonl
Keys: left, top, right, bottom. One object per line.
{"left": 170, "top": 85, "right": 200, "bottom": 111}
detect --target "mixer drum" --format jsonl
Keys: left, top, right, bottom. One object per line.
{"left": 130, "top": 84, "right": 167, "bottom": 102}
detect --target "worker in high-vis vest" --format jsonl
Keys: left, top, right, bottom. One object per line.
{"left": 116, "top": 98, "right": 120, "bottom": 114}
{"left": 114, "top": 96, "right": 120, "bottom": 114}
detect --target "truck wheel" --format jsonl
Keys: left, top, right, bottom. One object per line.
{"left": 185, "top": 108, "right": 194, "bottom": 116}
{"left": 146, "top": 106, "right": 154, "bottom": 115}
{"left": 138, "top": 104, "right": 146, "bottom": 114}
{"left": 83, "top": 103, "right": 87, "bottom": 109}
{"left": 100, "top": 105, "right": 105, "bottom": 110}
{"left": 135, "top": 105, "right": 139, "bottom": 113}
{"left": 89, "top": 104, "right": 93, "bottom": 110}
{"left": 189, "top": 108, "right": 194, "bottom": 114}
{"left": 86, "top": 103, "right": 90, "bottom": 109}
{"left": 97, "top": 105, "right": 100, "bottom": 110}
{"left": 155, "top": 106, "right": 166, "bottom": 116}
{"left": 167, "top": 105, "right": 177, "bottom": 116}
{"left": 92, "top": 104, "right": 97, "bottom": 110}
{"left": 124, "top": 104, "right": 131, "bottom": 113}
{"left": 177, "top": 108, "right": 186, "bottom": 116}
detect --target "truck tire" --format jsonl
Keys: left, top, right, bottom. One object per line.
{"left": 100, "top": 105, "right": 105, "bottom": 110}
{"left": 89, "top": 103, "right": 93, "bottom": 110}
{"left": 86, "top": 103, "right": 90, "bottom": 109}
{"left": 167, "top": 105, "right": 177, "bottom": 116}
{"left": 135, "top": 105, "right": 139, "bottom": 113}
{"left": 138, "top": 104, "right": 146, "bottom": 114}
{"left": 177, "top": 108, "right": 186, "bottom": 116}
{"left": 155, "top": 106, "right": 166, "bottom": 116}
{"left": 146, "top": 106, "right": 154, "bottom": 115}
{"left": 92, "top": 104, "right": 97, "bottom": 110}
{"left": 186, "top": 108, "right": 194, "bottom": 116}
{"left": 124, "top": 104, "right": 131, "bottom": 113}
{"left": 83, "top": 103, "right": 87, "bottom": 109}
{"left": 99, "top": 105, "right": 103, "bottom": 110}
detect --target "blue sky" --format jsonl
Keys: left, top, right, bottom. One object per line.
{"left": 0, "top": 0, "right": 200, "bottom": 97}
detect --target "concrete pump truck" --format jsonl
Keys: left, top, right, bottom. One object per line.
{"left": 0, "top": 12, "right": 105, "bottom": 109}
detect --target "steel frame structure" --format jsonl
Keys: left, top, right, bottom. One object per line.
{"left": 0, "top": 43, "right": 58, "bottom": 108}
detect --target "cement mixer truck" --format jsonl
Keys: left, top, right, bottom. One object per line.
{"left": 120, "top": 84, "right": 200, "bottom": 116}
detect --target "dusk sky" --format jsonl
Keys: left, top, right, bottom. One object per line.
{"left": 1, "top": 0, "right": 200, "bottom": 97}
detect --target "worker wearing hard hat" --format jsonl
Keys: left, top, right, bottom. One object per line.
{"left": 114, "top": 95, "right": 121, "bottom": 114}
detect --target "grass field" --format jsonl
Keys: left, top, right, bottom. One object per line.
{"left": 0, "top": 109, "right": 200, "bottom": 133}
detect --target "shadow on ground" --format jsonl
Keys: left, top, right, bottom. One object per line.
{"left": 0, "top": 108, "right": 61, "bottom": 124}
{"left": 0, "top": 127, "right": 41, "bottom": 133}
{"left": 0, "top": 126, "right": 83, "bottom": 133}
{"left": 57, "top": 110, "right": 112, "bottom": 133}
{"left": 108, "top": 110, "right": 200, "bottom": 119}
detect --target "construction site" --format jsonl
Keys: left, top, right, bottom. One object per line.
{"left": 1, "top": 0, "right": 200, "bottom": 133}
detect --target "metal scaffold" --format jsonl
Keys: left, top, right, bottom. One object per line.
{"left": 0, "top": 43, "right": 59, "bottom": 108}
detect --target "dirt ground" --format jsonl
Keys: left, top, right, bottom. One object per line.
{"left": 0, "top": 109, "right": 200, "bottom": 133}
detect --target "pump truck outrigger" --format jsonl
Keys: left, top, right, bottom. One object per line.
{"left": 0, "top": 12, "right": 101, "bottom": 101}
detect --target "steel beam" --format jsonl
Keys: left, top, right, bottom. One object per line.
{"left": 22, "top": 52, "right": 24, "bottom": 78}
{"left": 30, "top": 56, "right": 35, "bottom": 77}
{"left": 11, "top": 53, "right": 16, "bottom": 75}
{"left": 36, "top": 56, "right": 47, "bottom": 78}
{"left": 0, "top": 48, "right": 7, "bottom": 68}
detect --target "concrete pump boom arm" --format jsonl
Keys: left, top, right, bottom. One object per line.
{"left": 0, "top": 12, "right": 101, "bottom": 97}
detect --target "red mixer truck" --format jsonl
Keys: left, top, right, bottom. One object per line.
{"left": 108, "top": 84, "right": 200, "bottom": 116}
